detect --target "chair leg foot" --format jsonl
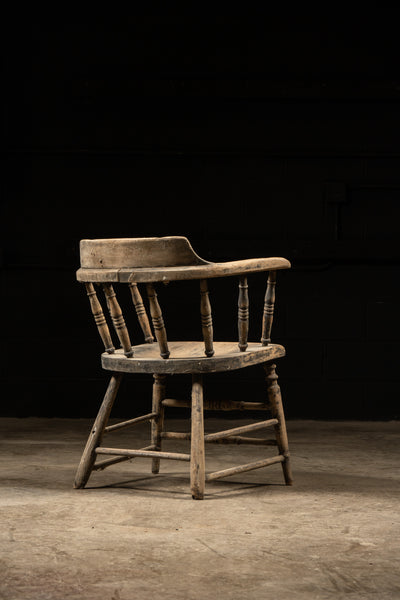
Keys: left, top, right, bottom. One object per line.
{"left": 190, "top": 374, "right": 205, "bottom": 500}
{"left": 151, "top": 374, "right": 166, "bottom": 474}
{"left": 264, "top": 363, "right": 293, "bottom": 486}
{"left": 74, "top": 373, "right": 122, "bottom": 489}
{"left": 282, "top": 459, "right": 294, "bottom": 486}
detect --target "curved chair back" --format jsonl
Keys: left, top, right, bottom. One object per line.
{"left": 77, "top": 236, "right": 290, "bottom": 360}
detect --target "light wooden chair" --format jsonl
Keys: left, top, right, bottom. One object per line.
{"left": 74, "top": 236, "right": 293, "bottom": 499}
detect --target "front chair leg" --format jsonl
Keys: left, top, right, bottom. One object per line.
{"left": 190, "top": 374, "right": 205, "bottom": 499}
{"left": 74, "top": 373, "right": 123, "bottom": 489}
{"left": 264, "top": 363, "right": 293, "bottom": 485}
{"left": 151, "top": 374, "right": 166, "bottom": 474}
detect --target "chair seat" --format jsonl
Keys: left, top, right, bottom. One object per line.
{"left": 101, "top": 341, "right": 285, "bottom": 374}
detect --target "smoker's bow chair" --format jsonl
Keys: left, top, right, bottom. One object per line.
{"left": 74, "top": 236, "right": 292, "bottom": 499}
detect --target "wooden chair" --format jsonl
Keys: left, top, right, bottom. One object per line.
{"left": 74, "top": 236, "right": 293, "bottom": 499}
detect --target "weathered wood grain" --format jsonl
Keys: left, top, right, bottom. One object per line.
{"left": 146, "top": 283, "right": 170, "bottom": 358}
{"left": 101, "top": 341, "right": 286, "bottom": 374}
{"left": 207, "top": 436, "right": 277, "bottom": 446}
{"left": 80, "top": 236, "right": 209, "bottom": 269}
{"left": 129, "top": 283, "right": 154, "bottom": 343}
{"left": 261, "top": 270, "right": 276, "bottom": 346}
{"left": 93, "top": 445, "right": 156, "bottom": 471}
{"left": 85, "top": 283, "right": 115, "bottom": 353}
{"left": 75, "top": 236, "right": 292, "bottom": 498}
{"left": 204, "top": 419, "right": 278, "bottom": 442}
{"left": 104, "top": 412, "right": 157, "bottom": 433}
{"left": 151, "top": 374, "right": 166, "bottom": 474}
{"left": 95, "top": 447, "right": 190, "bottom": 461}
{"left": 162, "top": 398, "right": 270, "bottom": 411}
{"left": 161, "top": 432, "right": 277, "bottom": 445}
{"left": 206, "top": 455, "right": 285, "bottom": 481}
{"left": 102, "top": 283, "right": 133, "bottom": 357}
{"left": 238, "top": 276, "right": 249, "bottom": 351}
{"left": 191, "top": 374, "right": 205, "bottom": 500}
{"left": 200, "top": 279, "right": 214, "bottom": 357}
{"left": 77, "top": 256, "right": 291, "bottom": 283}
{"left": 74, "top": 373, "right": 122, "bottom": 488}
{"left": 265, "top": 362, "right": 293, "bottom": 485}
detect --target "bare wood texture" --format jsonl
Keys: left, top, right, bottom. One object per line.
{"left": 102, "top": 284, "right": 133, "bottom": 357}
{"left": 85, "top": 283, "right": 115, "bottom": 353}
{"left": 102, "top": 341, "right": 285, "bottom": 375}
{"left": 200, "top": 279, "right": 214, "bottom": 357}
{"left": 238, "top": 276, "right": 249, "bottom": 351}
{"left": 204, "top": 419, "right": 278, "bottom": 442}
{"left": 162, "top": 399, "right": 269, "bottom": 411}
{"left": 95, "top": 447, "right": 190, "bottom": 461}
{"left": 77, "top": 257, "right": 291, "bottom": 283}
{"left": 261, "top": 271, "right": 276, "bottom": 346}
{"left": 151, "top": 374, "right": 166, "bottom": 474}
{"left": 265, "top": 363, "right": 293, "bottom": 485}
{"left": 146, "top": 283, "right": 170, "bottom": 359}
{"left": 161, "top": 432, "right": 191, "bottom": 440}
{"left": 74, "top": 373, "right": 122, "bottom": 488}
{"left": 161, "top": 432, "right": 277, "bottom": 445}
{"left": 207, "top": 436, "right": 277, "bottom": 446}
{"left": 80, "top": 236, "right": 209, "bottom": 269}
{"left": 206, "top": 455, "right": 284, "bottom": 482}
{"left": 93, "top": 445, "right": 156, "bottom": 471}
{"left": 191, "top": 374, "right": 205, "bottom": 500}
{"left": 104, "top": 413, "right": 158, "bottom": 433}
{"left": 75, "top": 237, "right": 292, "bottom": 499}
{"left": 129, "top": 283, "right": 154, "bottom": 343}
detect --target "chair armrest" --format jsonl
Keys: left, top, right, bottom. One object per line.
{"left": 77, "top": 257, "right": 291, "bottom": 283}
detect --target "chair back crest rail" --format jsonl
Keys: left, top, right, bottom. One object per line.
{"left": 78, "top": 237, "right": 290, "bottom": 359}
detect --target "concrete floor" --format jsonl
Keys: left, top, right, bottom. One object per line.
{"left": 0, "top": 417, "right": 399, "bottom": 600}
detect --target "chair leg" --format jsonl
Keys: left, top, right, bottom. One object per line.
{"left": 74, "top": 373, "right": 123, "bottom": 489}
{"left": 151, "top": 374, "right": 166, "bottom": 474}
{"left": 264, "top": 363, "right": 293, "bottom": 485}
{"left": 190, "top": 373, "right": 205, "bottom": 499}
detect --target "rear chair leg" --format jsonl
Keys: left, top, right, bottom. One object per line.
{"left": 190, "top": 374, "right": 205, "bottom": 499}
{"left": 151, "top": 374, "right": 166, "bottom": 474}
{"left": 74, "top": 373, "right": 123, "bottom": 489}
{"left": 264, "top": 363, "right": 293, "bottom": 485}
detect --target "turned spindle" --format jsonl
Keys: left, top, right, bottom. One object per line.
{"left": 102, "top": 283, "right": 134, "bottom": 357}
{"left": 146, "top": 283, "right": 170, "bottom": 359}
{"left": 261, "top": 270, "right": 276, "bottom": 346}
{"left": 129, "top": 283, "right": 154, "bottom": 343}
{"left": 238, "top": 276, "right": 249, "bottom": 352}
{"left": 85, "top": 283, "right": 115, "bottom": 353}
{"left": 200, "top": 279, "right": 214, "bottom": 357}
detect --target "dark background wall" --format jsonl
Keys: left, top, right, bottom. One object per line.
{"left": 3, "top": 14, "right": 400, "bottom": 419}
